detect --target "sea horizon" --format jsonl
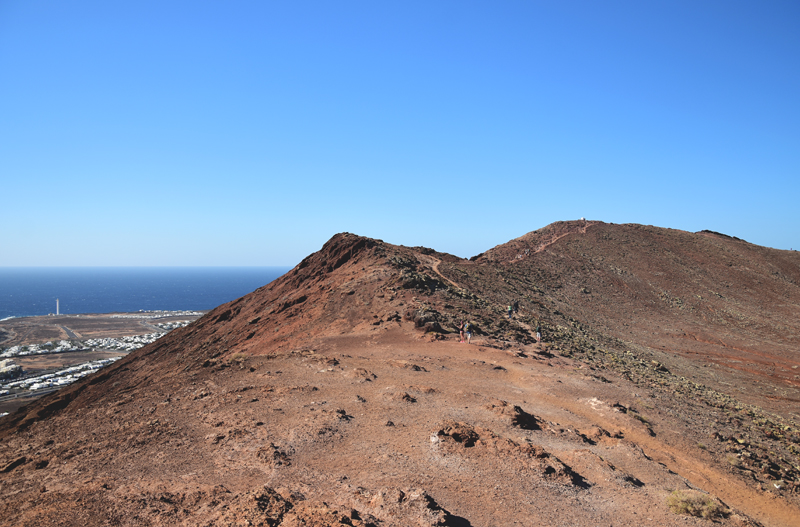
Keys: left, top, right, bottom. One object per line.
{"left": 0, "top": 266, "right": 291, "bottom": 320}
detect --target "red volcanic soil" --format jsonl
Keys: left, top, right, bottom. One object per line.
{"left": 1, "top": 224, "right": 799, "bottom": 526}
{"left": 464, "top": 221, "right": 800, "bottom": 414}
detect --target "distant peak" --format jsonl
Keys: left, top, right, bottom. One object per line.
{"left": 697, "top": 230, "right": 747, "bottom": 243}
{"left": 476, "top": 220, "right": 602, "bottom": 261}
{"left": 294, "top": 233, "right": 383, "bottom": 277}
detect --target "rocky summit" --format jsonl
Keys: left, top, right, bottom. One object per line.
{"left": 1, "top": 221, "right": 799, "bottom": 526}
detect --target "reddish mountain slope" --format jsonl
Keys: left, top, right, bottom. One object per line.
{"left": 1, "top": 226, "right": 799, "bottom": 527}
{"left": 446, "top": 221, "right": 800, "bottom": 413}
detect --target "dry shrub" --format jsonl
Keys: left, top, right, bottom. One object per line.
{"left": 666, "top": 490, "right": 727, "bottom": 519}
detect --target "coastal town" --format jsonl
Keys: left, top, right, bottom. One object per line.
{"left": 1, "top": 357, "right": 120, "bottom": 394}
{"left": 0, "top": 312, "right": 202, "bottom": 417}
{"left": 0, "top": 320, "right": 192, "bottom": 359}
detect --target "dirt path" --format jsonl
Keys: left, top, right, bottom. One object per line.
{"left": 421, "top": 254, "right": 539, "bottom": 342}
{"left": 419, "top": 254, "right": 462, "bottom": 290}
{"left": 0, "top": 327, "right": 16, "bottom": 346}
{"left": 533, "top": 222, "right": 592, "bottom": 254}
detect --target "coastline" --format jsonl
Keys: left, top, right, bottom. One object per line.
{"left": 0, "top": 266, "right": 290, "bottom": 320}
{"left": 0, "top": 310, "right": 204, "bottom": 415}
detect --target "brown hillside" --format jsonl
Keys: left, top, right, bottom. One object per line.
{"left": 1, "top": 227, "right": 799, "bottom": 527}
{"left": 456, "top": 221, "right": 800, "bottom": 413}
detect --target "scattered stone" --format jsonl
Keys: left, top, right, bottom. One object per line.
{"left": 257, "top": 443, "right": 292, "bottom": 467}
{"left": 485, "top": 400, "right": 540, "bottom": 430}
{"left": 390, "top": 360, "right": 428, "bottom": 372}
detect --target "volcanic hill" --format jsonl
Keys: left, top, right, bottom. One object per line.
{"left": 1, "top": 221, "right": 799, "bottom": 526}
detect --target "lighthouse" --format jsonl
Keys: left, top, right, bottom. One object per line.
{"left": 56, "top": 298, "right": 59, "bottom": 316}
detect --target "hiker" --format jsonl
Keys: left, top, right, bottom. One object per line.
{"left": 507, "top": 305, "right": 513, "bottom": 319}
{"left": 464, "top": 321, "right": 473, "bottom": 344}
{"left": 458, "top": 320, "right": 465, "bottom": 343}
{"left": 513, "top": 300, "right": 519, "bottom": 314}
{"left": 535, "top": 323, "right": 541, "bottom": 343}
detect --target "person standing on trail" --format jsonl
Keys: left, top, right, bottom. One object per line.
{"left": 507, "top": 305, "right": 513, "bottom": 319}
{"left": 535, "top": 323, "right": 542, "bottom": 343}
{"left": 513, "top": 300, "right": 519, "bottom": 314}
{"left": 464, "top": 321, "right": 473, "bottom": 344}
{"left": 458, "top": 320, "right": 465, "bottom": 343}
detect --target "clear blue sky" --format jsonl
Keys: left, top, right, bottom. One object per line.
{"left": 2, "top": 1, "right": 798, "bottom": 266}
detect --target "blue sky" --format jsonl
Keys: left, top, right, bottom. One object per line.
{"left": 2, "top": 1, "right": 798, "bottom": 266}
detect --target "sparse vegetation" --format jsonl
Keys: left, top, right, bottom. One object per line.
{"left": 229, "top": 352, "right": 247, "bottom": 363}
{"left": 666, "top": 490, "right": 727, "bottom": 519}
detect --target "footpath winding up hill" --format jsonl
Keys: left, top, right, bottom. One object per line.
{"left": 1, "top": 221, "right": 799, "bottom": 526}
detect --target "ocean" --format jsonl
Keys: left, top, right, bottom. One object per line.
{"left": 0, "top": 267, "right": 291, "bottom": 319}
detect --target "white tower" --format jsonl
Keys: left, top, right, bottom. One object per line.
{"left": 56, "top": 298, "right": 59, "bottom": 315}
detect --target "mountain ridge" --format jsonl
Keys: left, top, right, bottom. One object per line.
{"left": 1, "top": 222, "right": 799, "bottom": 526}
